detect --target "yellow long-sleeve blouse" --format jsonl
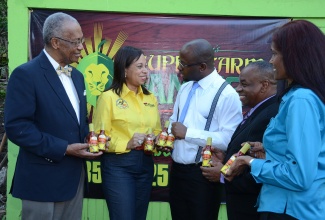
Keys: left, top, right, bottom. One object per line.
{"left": 93, "top": 84, "right": 162, "bottom": 153}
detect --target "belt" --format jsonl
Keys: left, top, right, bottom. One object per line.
{"left": 173, "top": 161, "right": 202, "bottom": 167}
{"left": 134, "top": 146, "right": 144, "bottom": 151}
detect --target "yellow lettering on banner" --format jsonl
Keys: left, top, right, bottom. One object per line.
{"left": 162, "top": 55, "right": 176, "bottom": 71}
{"left": 152, "top": 164, "right": 169, "bottom": 187}
{"left": 147, "top": 55, "right": 161, "bottom": 71}
{"left": 86, "top": 161, "right": 102, "bottom": 183}
{"left": 86, "top": 161, "right": 92, "bottom": 182}
{"left": 216, "top": 57, "right": 265, "bottom": 74}
{"left": 147, "top": 54, "right": 263, "bottom": 74}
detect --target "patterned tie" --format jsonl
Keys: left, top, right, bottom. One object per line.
{"left": 178, "top": 82, "right": 199, "bottom": 123}
{"left": 240, "top": 111, "right": 250, "bottom": 125}
{"left": 56, "top": 66, "right": 72, "bottom": 77}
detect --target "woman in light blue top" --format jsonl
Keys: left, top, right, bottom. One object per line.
{"left": 226, "top": 20, "right": 325, "bottom": 220}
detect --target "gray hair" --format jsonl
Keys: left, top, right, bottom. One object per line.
{"left": 246, "top": 61, "right": 276, "bottom": 84}
{"left": 42, "top": 12, "right": 78, "bottom": 45}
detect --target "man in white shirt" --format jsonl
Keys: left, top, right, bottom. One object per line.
{"left": 168, "top": 39, "right": 242, "bottom": 220}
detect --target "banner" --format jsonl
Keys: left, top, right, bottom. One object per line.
{"left": 30, "top": 9, "right": 288, "bottom": 201}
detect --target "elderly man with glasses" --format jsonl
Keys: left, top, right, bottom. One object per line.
{"left": 5, "top": 12, "right": 102, "bottom": 220}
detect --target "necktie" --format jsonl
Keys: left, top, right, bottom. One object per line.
{"left": 240, "top": 111, "right": 250, "bottom": 125}
{"left": 178, "top": 82, "right": 199, "bottom": 123}
{"left": 56, "top": 66, "right": 72, "bottom": 77}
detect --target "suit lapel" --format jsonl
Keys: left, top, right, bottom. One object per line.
{"left": 71, "top": 69, "right": 87, "bottom": 128}
{"left": 230, "top": 96, "right": 278, "bottom": 142}
{"left": 39, "top": 52, "right": 80, "bottom": 124}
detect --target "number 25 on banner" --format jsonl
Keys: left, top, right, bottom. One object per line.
{"left": 86, "top": 161, "right": 170, "bottom": 187}
{"left": 152, "top": 163, "right": 169, "bottom": 187}
{"left": 86, "top": 161, "right": 102, "bottom": 183}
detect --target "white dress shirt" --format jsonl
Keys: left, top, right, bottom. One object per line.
{"left": 43, "top": 49, "right": 80, "bottom": 123}
{"left": 170, "top": 69, "right": 242, "bottom": 164}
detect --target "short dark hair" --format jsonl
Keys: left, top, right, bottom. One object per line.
{"left": 183, "top": 39, "right": 215, "bottom": 68}
{"left": 272, "top": 20, "right": 325, "bottom": 103}
{"left": 246, "top": 61, "right": 275, "bottom": 83}
{"left": 110, "top": 46, "right": 150, "bottom": 96}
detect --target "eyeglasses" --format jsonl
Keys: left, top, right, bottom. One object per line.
{"left": 54, "top": 37, "right": 85, "bottom": 47}
{"left": 178, "top": 60, "right": 202, "bottom": 69}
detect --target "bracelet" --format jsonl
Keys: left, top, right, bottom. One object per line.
{"left": 249, "top": 158, "right": 255, "bottom": 166}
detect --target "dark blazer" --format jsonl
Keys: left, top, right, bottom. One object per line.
{"left": 223, "top": 95, "right": 279, "bottom": 220}
{"left": 5, "top": 51, "right": 88, "bottom": 202}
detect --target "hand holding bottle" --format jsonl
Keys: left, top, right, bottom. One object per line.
{"left": 144, "top": 128, "right": 155, "bottom": 155}
{"left": 248, "top": 141, "right": 265, "bottom": 159}
{"left": 98, "top": 122, "right": 109, "bottom": 152}
{"left": 127, "top": 132, "right": 147, "bottom": 150}
{"left": 201, "top": 160, "right": 224, "bottom": 182}
{"left": 156, "top": 120, "right": 175, "bottom": 152}
{"left": 88, "top": 123, "right": 99, "bottom": 153}
{"left": 223, "top": 155, "right": 253, "bottom": 181}
{"left": 66, "top": 143, "right": 103, "bottom": 159}
{"left": 202, "top": 137, "right": 213, "bottom": 167}
{"left": 220, "top": 142, "right": 250, "bottom": 175}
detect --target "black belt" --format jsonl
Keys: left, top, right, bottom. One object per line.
{"left": 173, "top": 161, "right": 202, "bottom": 167}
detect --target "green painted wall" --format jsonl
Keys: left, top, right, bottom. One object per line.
{"left": 7, "top": 0, "right": 325, "bottom": 219}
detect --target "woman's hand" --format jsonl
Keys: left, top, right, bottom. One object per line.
{"left": 105, "top": 136, "right": 111, "bottom": 151}
{"left": 224, "top": 155, "right": 252, "bottom": 181}
{"left": 248, "top": 141, "right": 265, "bottom": 159}
{"left": 127, "top": 132, "right": 147, "bottom": 150}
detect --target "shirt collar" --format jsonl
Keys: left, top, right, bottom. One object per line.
{"left": 120, "top": 83, "right": 144, "bottom": 98}
{"left": 247, "top": 94, "right": 276, "bottom": 117}
{"left": 43, "top": 49, "right": 70, "bottom": 71}
{"left": 43, "top": 49, "right": 60, "bottom": 70}
{"left": 197, "top": 69, "right": 221, "bottom": 90}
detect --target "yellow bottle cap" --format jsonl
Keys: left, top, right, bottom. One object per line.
{"left": 100, "top": 122, "right": 105, "bottom": 130}
{"left": 207, "top": 137, "right": 212, "bottom": 145}
{"left": 89, "top": 123, "right": 94, "bottom": 131}
{"left": 240, "top": 142, "right": 251, "bottom": 154}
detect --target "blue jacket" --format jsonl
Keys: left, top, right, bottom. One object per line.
{"left": 251, "top": 86, "right": 325, "bottom": 220}
{"left": 5, "top": 51, "right": 88, "bottom": 202}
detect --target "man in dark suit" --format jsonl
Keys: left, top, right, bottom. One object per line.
{"left": 201, "top": 61, "right": 279, "bottom": 220}
{"left": 4, "top": 12, "right": 102, "bottom": 219}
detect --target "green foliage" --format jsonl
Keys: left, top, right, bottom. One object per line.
{"left": 0, "top": 0, "right": 7, "bottom": 67}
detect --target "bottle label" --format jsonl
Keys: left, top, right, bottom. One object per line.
{"left": 98, "top": 134, "right": 106, "bottom": 151}
{"left": 220, "top": 155, "right": 237, "bottom": 175}
{"left": 89, "top": 144, "right": 99, "bottom": 153}
{"left": 157, "top": 132, "right": 168, "bottom": 146}
{"left": 144, "top": 139, "right": 154, "bottom": 151}
{"left": 165, "top": 134, "right": 175, "bottom": 148}
{"left": 89, "top": 136, "right": 98, "bottom": 144}
{"left": 98, "top": 134, "right": 106, "bottom": 141}
{"left": 202, "top": 150, "right": 212, "bottom": 167}
{"left": 203, "top": 150, "right": 212, "bottom": 159}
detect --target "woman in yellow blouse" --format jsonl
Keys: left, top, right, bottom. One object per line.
{"left": 93, "top": 46, "right": 161, "bottom": 220}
